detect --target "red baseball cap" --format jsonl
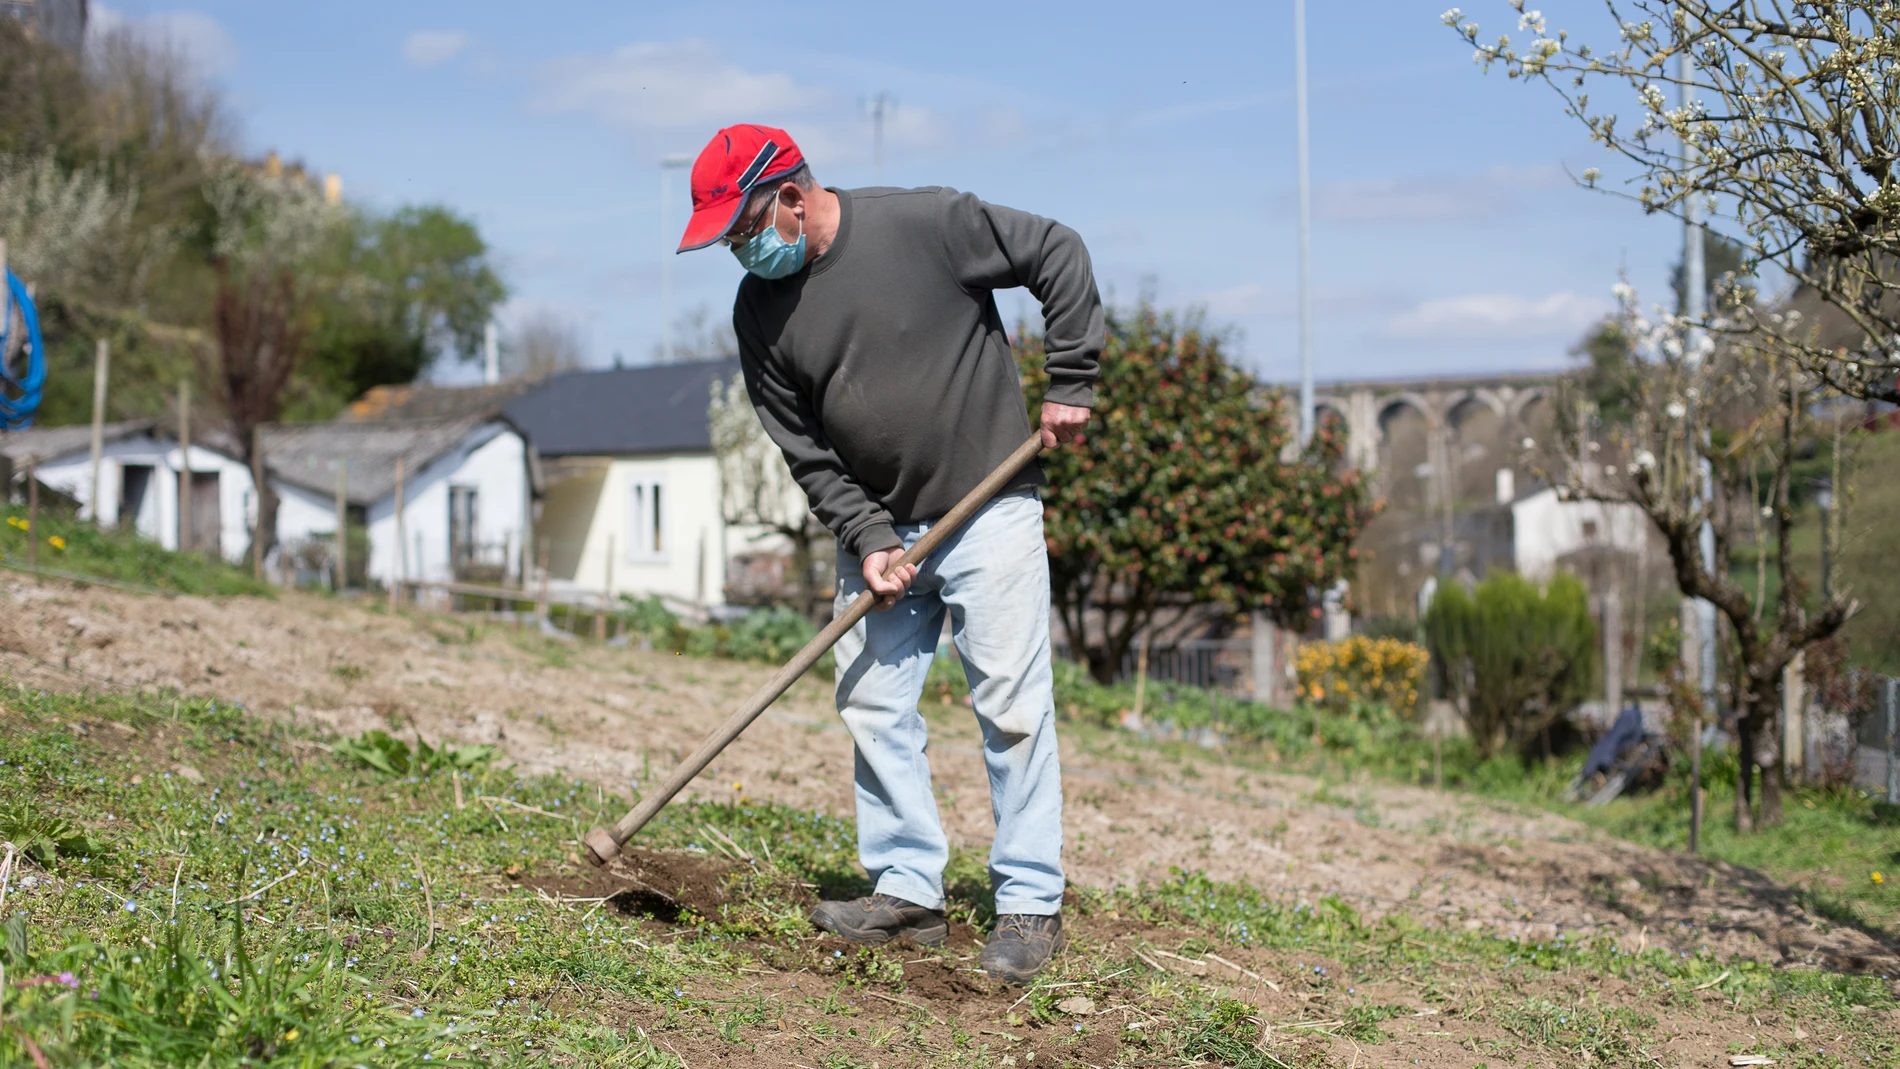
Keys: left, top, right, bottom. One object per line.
{"left": 677, "top": 124, "right": 807, "bottom": 253}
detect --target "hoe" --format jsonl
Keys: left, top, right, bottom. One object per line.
{"left": 583, "top": 432, "right": 1045, "bottom": 867}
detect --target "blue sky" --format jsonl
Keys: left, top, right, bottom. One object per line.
{"left": 95, "top": 1, "right": 1683, "bottom": 384}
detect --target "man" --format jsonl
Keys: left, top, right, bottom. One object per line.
{"left": 677, "top": 124, "right": 1102, "bottom": 983}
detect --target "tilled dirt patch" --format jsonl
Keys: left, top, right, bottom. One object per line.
{"left": 513, "top": 847, "right": 739, "bottom": 922}
{"left": 0, "top": 576, "right": 1893, "bottom": 974}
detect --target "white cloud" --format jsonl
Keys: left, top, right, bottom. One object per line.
{"left": 534, "top": 39, "right": 828, "bottom": 130}
{"left": 1382, "top": 291, "right": 1610, "bottom": 340}
{"left": 1317, "top": 165, "right": 1571, "bottom": 224}
{"left": 89, "top": 5, "right": 237, "bottom": 77}
{"left": 402, "top": 30, "right": 470, "bottom": 69}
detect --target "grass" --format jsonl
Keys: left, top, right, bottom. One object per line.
{"left": 2, "top": 678, "right": 1895, "bottom": 1067}
{"left": 0, "top": 503, "right": 271, "bottom": 598}
{"left": 966, "top": 654, "right": 1900, "bottom": 941}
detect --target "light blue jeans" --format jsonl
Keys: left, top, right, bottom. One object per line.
{"left": 832, "top": 489, "right": 1065, "bottom": 916}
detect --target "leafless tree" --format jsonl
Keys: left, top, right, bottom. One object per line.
{"left": 206, "top": 163, "right": 344, "bottom": 565}
{"left": 502, "top": 309, "right": 585, "bottom": 379}
{"left": 708, "top": 376, "right": 832, "bottom": 617}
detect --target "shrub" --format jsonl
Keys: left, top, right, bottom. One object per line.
{"left": 1422, "top": 571, "right": 1598, "bottom": 759}
{"left": 1294, "top": 635, "right": 1428, "bottom": 718}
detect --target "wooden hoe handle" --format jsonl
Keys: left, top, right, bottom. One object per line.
{"left": 584, "top": 432, "right": 1046, "bottom": 865}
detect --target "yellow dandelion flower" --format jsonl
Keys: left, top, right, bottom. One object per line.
{"left": 1874, "top": 872, "right": 1885, "bottom": 885}
{"left": 47, "top": 535, "right": 65, "bottom": 550}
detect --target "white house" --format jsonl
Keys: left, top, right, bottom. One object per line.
{"left": 1, "top": 420, "right": 259, "bottom": 559}
{"left": 1510, "top": 485, "right": 1653, "bottom": 580}
{"left": 503, "top": 360, "right": 743, "bottom": 609}
{"left": 262, "top": 416, "right": 536, "bottom": 587}
{"left": 2, "top": 415, "right": 536, "bottom": 588}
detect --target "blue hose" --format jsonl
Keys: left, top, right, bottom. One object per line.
{"left": 0, "top": 269, "right": 47, "bottom": 430}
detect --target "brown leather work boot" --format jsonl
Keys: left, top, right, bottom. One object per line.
{"left": 810, "top": 893, "right": 949, "bottom": 946}
{"left": 980, "top": 912, "right": 1064, "bottom": 983}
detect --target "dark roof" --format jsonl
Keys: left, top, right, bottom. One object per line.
{"left": 261, "top": 416, "right": 510, "bottom": 505}
{"left": 341, "top": 379, "right": 542, "bottom": 422}
{"left": 502, "top": 359, "right": 739, "bottom": 457}
{"left": 0, "top": 420, "right": 158, "bottom": 464}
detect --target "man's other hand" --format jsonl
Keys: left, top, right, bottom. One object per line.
{"left": 1039, "top": 402, "right": 1089, "bottom": 449}
{"left": 862, "top": 549, "right": 917, "bottom": 610}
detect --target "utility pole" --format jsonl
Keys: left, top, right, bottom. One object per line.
{"left": 1680, "top": 50, "right": 1718, "bottom": 852}
{"left": 659, "top": 153, "right": 693, "bottom": 363}
{"left": 89, "top": 340, "right": 109, "bottom": 526}
{"left": 1293, "top": 0, "right": 1315, "bottom": 446}
{"left": 866, "top": 91, "right": 894, "bottom": 185}
{"left": 483, "top": 321, "right": 499, "bottom": 384}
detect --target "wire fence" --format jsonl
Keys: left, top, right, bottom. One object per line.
{"left": 1051, "top": 639, "right": 1253, "bottom": 695}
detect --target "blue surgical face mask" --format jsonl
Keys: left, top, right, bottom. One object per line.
{"left": 732, "top": 197, "right": 806, "bottom": 279}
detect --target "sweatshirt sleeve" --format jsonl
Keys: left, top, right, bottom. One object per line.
{"left": 938, "top": 188, "right": 1105, "bottom": 408}
{"left": 732, "top": 299, "right": 903, "bottom": 559}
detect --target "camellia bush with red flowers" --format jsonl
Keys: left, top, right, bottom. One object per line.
{"left": 1018, "top": 304, "right": 1376, "bottom": 684}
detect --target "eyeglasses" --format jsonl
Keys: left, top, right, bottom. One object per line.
{"left": 718, "top": 195, "right": 779, "bottom": 248}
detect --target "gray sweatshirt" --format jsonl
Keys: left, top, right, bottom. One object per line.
{"left": 732, "top": 186, "right": 1104, "bottom": 558}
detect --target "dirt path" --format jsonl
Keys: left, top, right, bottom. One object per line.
{"left": 2, "top": 576, "right": 1891, "bottom": 975}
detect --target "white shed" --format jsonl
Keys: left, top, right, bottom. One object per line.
{"left": 1510, "top": 486, "right": 1653, "bottom": 580}
{"left": 1, "top": 420, "right": 260, "bottom": 560}
{"left": 503, "top": 360, "right": 739, "bottom": 608}
{"left": 262, "top": 417, "right": 536, "bottom": 587}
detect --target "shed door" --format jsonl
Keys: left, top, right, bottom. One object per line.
{"left": 190, "top": 472, "right": 221, "bottom": 553}
{"left": 119, "top": 465, "right": 152, "bottom": 531}
{"left": 449, "top": 485, "right": 478, "bottom": 570}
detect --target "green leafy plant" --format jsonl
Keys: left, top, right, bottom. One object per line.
{"left": 1423, "top": 571, "right": 1598, "bottom": 759}
{"left": 1020, "top": 304, "right": 1375, "bottom": 682}
{"left": 332, "top": 729, "right": 495, "bottom": 777}
{"left": 0, "top": 801, "right": 101, "bottom": 864}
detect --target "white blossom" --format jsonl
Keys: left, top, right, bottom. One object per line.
{"left": 1518, "top": 9, "right": 1546, "bottom": 33}
{"left": 1665, "top": 400, "right": 1687, "bottom": 419}
{"left": 1634, "top": 449, "right": 1657, "bottom": 469}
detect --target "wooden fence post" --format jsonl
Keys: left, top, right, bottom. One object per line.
{"left": 333, "top": 460, "right": 348, "bottom": 593}
{"left": 251, "top": 426, "right": 265, "bottom": 581}
{"left": 390, "top": 456, "right": 406, "bottom": 612}
{"left": 596, "top": 534, "right": 614, "bottom": 641}
{"left": 89, "top": 340, "right": 108, "bottom": 527}
{"left": 177, "top": 380, "right": 191, "bottom": 553}
{"left": 26, "top": 454, "right": 39, "bottom": 577}
{"left": 536, "top": 540, "right": 550, "bottom": 626}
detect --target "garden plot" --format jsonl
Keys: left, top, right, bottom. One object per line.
{"left": 2, "top": 576, "right": 1897, "bottom": 970}
{"left": 3, "top": 681, "right": 1894, "bottom": 1067}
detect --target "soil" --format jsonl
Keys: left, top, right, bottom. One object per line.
{"left": 1, "top": 574, "right": 1894, "bottom": 985}
{"left": 513, "top": 847, "right": 737, "bottom": 922}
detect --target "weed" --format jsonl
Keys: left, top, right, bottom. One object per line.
{"left": 331, "top": 728, "right": 498, "bottom": 776}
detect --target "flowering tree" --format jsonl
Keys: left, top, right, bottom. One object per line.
{"left": 1444, "top": 2, "right": 1900, "bottom": 403}
{"left": 1019, "top": 306, "right": 1375, "bottom": 684}
{"left": 1546, "top": 284, "right": 1855, "bottom": 828}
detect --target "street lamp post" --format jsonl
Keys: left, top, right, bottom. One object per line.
{"left": 1293, "top": 0, "right": 1315, "bottom": 446}
{"left": 1680, "top": 49, "right": 1718, "bottom": 854}
{"left": 659, "top": 154, "right": 693, "bottom": 363}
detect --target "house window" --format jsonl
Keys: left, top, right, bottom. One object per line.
{"left": 449, "top": 485, "right": 479, "bottom": 570}
{"left": 628, "top": 477, "right": 665, "bottom": 560}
